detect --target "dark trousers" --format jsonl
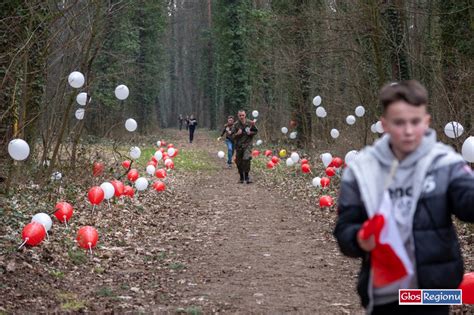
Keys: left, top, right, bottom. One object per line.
{"left": 189, "top": 127, "right": 195, "bottom": 143}
{"left": 179, "top": 121, "right": 183, "bottom": 130}
{"left": 235, "top": 149, "right": 251, "bottom": 179}
{"left": 372, "top": 301, "right": 449, "bottom": 315}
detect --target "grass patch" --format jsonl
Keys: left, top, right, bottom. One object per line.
{"left": 68, "top": 249, "right": 87, "bottom": 265}
{"left": 176, "top": 306, "right": 202, "bottom": 315}
{"left": 57, "top": 292, "right": 87, "bottom": 311}
{"left": 169, "top": 262, "right": 186, "bottom": 271}
{"left": 97, "top": 286, "right": 115, "bottom": 297}
{"left": 50, "top": 270, "right": 65, "bottom": 279}
{"left": 173, "top": 149, "right": 218, "bottom": 172}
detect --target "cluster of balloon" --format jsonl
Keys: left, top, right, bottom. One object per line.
{"left": 68, "top": 71, "right": 88, "bottom": 121}
{"left": 459, "top": 272, "right": 474, "bottom": 304}
{"left": 93, "top": 162, "right": 104, "bottom": 177}
{"left": 319, "top": 195, "right": 334, "bottom": 208}
{"left": 88, "top": 186, "right": 105, "bottom": 211}
{"left": 371, "top": 121, "right": 384, "bottom": 134}
{"left": 54, "top": 202, "right": 74, "bottom": 227}
{"left": 153, "top": 181, "right": 166, "bottom": 192}
{"left": 76, "top": 226, "right": 99, "bottom": 255}
{"left": 8, "top": 139, "right": 30, "bottom": 161}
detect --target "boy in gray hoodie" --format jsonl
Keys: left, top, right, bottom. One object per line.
{"left": 334, "top": 80, "right": 474, "bottom": 314}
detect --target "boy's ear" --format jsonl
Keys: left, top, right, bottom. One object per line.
{"left": 425, "top": 114, "right": 431, "bottom": 127}
{"left": 380, "top": 116, "right": 387, "bottom": 131}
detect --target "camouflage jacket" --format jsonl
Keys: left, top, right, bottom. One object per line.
{"left": 231, "top": 119, "right": 258, "bottom": 151}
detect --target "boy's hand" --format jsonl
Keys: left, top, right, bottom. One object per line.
{"left": 357, "top": 229, "right": 376, "bottom": 252}
{"left": 236, "top": 129, "right": 243, "bottom": 135}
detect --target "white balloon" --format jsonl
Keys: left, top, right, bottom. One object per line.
{"left": 51, "top": 171, "right": 62, "bottom": 180}
{"left": 345, "top": 150, "right": 358, "bottom": 165}
{"left": 312, "top": 177, "right": 321, "bottom": 187}
{"left": 100, "top": 182, "right": 115, "bottom": 200}
{"left": 355, "top": 106, "right": 365, "bottom": 117}
{"left": 135, "top": 177, "right": 149, "bottom": 191}
{"left": 346, "top": 115, "right": 356, "bottom": 125}
{"left": 461, "top": 136, "right": 474, "bottom": 162}
{"left": 290, "top": 152, "right": 300, "bottom": 163}
{"left": 75, "top": 108, "right": 85, "bottom": 120}
{"left": 281, "top": 127, "right": 288, "bottom": 134}
{"left": 31, "top": 213, "right": 52, "bottom": 231}
{"left": 76, "top": 92, "right": 88, "bottom": 106}
{"left": 289, "top": 131, "right": 297, "bottom": 139}
{"left": 154, "top": 150, "right": 163, "bottom": 161}
{"left": 157, "top": 141, "right": 162, "bottom": 147}
{"left": 125, "top": 118, "right": 137, "bottom": 132}
{"left": 130, "top": 146, "right": 141, "bottom": 160}
{"left": 252, "top": 110, "right": 259, "bottom": 118}
{"left": 313, "top": 95, "right": 322, "bottom": 106}
{"left": 370, "top": 123, "right": 377, "bottom": 133}
{"left": 115, "top": 84, "right": 129, "bottom": 100}
{"left": 8, "top": 139, "right": 30, "bottom": 161}
{"left": 256, "top": 139, "right": 263, "bottom": 146}
{"left": 444, "top": 122, "right": 464, "bottom": 139}
{"left": 167, "top": 148, "right": 176, "bottom": 157}
{"left": 164, "top": 158, "right": 173, "bottom": 166}
{"left": 146, "top": 165, "right": 156, "bottom": 175}
{"left": 330, "top": 129, "right": 340, "bottom": 139}
{"left": 321, "top": 153, "right": 332, "bottom": 167}
{"left": 217, "top": 151, "right": 225, "bottom": 159}
{"left": 375, "top": 121, "right": 384, "bottom": 133}
{"left": 286, "top": 158, "right": 295, "bottom": 167}
{"left": 68, "top": 71, "right": 85, "bottom": 89}
{"left": 316, "top": 106, "right": 327, "bottom": 118}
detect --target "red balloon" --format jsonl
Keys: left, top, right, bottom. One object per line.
{"left": 320, "top": 177, "right": 330, "bottom": 187}
{"left": 162, "top": 153, "right": 168, "bottom": 161}
{"left": 153, "top": 181, "right": 166, "bottom": 192}
{"left": 123, "top": 185, "right": 134, "bottom": 198}
{"left": 166, "top": 160, "right": 175, "bottom": 169}
{"left": 54, "top": 202, "right": 73, "bottom": 222}
{"left": 172, "top": 148, "right": 179, "bottom": 157}
{"left": 127, "top": 169, "right": 139, "bottom": 182}
{"left": 159, "top": 148, "right": 165, "bottom": 153}
{"left": 151, "top": 156, "right": 158, "bottom": 163}
{"left": 301, "top": 158, "right": 309, "bottom": 165}
{"left": 76, "top": 226, "right": 98, "bottom": 249}
{"left": 93, "top": 162, "right": 104, "bottom": 177}
{"left": 122, "top": 160, "right": 131, "bottom": 169}
{"left": 271, "top": 156, "right": 280, "bottom": 164}
{"left": 459, "top": 272, "right": 474, "bottom": 304}
{"left": 301, "top": 163, "right": 311, "bottom": 174}
{"left": 88, "top": 186, "right": 104, "bottom": 205}
{"left": 22, "top": 222, "right": 46, "bottom": 246}
{"left": 331, "top": 157, "right": 343, "bottom": 168}
{"left": 147, "top": 160, "right": 157, "bottom": 167}
{"left": 111, "top": 180, "right": 124, "bottom": 197}
{"left": 264, "top": 150, "right": 272, "bottom": 157}
{"left": 155, "top": 168, "right": 167, "bottom": 179}
{"left": 252, "top": 150, "right": 260, "bottom": 157}
{"left": 167, "top": 143, "right": 174, "bottom": 148}
{"left": 319, "top": 195, "right": 333, "bottom": 207}
{"left": 325, "top": 167, "right": 336, "bottom": 177}
{"left": 267, "top": 161, "right": 275, "bottom": 169}
{"left": 161, "top": 141, "right": 167, "bottom": 147}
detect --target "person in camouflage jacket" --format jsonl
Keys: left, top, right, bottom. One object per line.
{"left": 231, "top": 110, "right": 258, "bottom": 183}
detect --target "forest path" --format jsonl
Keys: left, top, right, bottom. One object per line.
{"left": 0, "top": 129, "right": 362, "bottom": 314}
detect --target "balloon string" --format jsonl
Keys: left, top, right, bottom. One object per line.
{"left": 107, "top": 200, "right": 111, "bottom": 210}
{"left": 46, "top": 230, "right": 49, "bottom": 240}
{"left": 92, "top": 205, "right": 96, "bottom": 213}
{"left": 88, "top": 243, "right": 92, "bottom": 256}
{"left": 64, "top": 216, "right": 68, "bottom": 228}
{"left": 18, "top": 238, "right": 28, "bottom": 250}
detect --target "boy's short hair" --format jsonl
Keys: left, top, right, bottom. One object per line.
{"left": 379, "top": 80, "right": 428, "bottom": 113}
{"left": 228, "top": 115, "right": 234, "bottom": 120}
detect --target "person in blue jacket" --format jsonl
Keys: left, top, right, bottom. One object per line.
{"left": 334, "top": 80, "right": 474, "bottom": 315}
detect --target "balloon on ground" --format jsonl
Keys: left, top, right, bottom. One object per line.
{"left": 31, "top": 213, "right": 53, "bottom": 232}
{"left": 76, "top": 226, "right": 99, "bottom": 250}
{"left": 21, "top": 222, "right": 46, "bottom": 247}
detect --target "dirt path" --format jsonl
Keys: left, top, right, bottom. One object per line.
{"left": 0, "top": 130, "right": 361, "bottom": 314}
